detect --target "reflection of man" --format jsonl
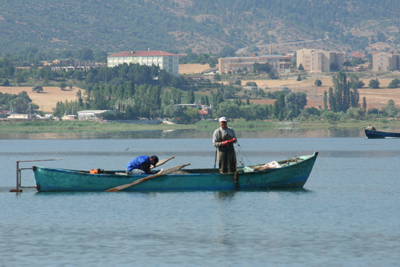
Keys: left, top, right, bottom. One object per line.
{"left": 213, "top": 117, "right": 237, "bottom": 173}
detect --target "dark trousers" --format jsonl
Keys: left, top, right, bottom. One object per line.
{"left": 217, "top": 145, "right": 236, "bottom": 173}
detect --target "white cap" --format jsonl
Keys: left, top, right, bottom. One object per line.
{"left": 219, "top": 117, "right": 227, "bottom": 122}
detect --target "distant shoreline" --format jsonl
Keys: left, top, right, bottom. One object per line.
{"left": 0, "top": 120, "right": 399, "bottom": 133}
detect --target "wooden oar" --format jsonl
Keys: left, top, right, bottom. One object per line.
{"left": 150, "top": 156, "right": 175, "bottom": 169}
{"left": 106, "top": 163, "right": 190, "bottom": 192}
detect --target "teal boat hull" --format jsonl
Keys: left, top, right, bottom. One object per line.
{"left": 32, "top": 152, "right": 319, "bottom": 192}
{"left": 364, "top": 129, "right": 400, "bottom": 139}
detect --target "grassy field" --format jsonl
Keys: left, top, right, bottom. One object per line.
{"left": 0, "top": 120, "right": 195, "bottom": 133}
{"left": 1, "top": 119, "right": 399, "bottom": 133}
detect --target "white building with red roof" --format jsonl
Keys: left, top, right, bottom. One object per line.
{"left": 107, "top": 50, "right": 179, "bottom": 76}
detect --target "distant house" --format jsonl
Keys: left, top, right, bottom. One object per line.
{"left": 218, "top": 54, "right": 291, "bottom": 74}
{"left": 7, "top": 114, "right": 34, "bottom": 119}
{"left": 107, "top": 50, "right": 179, "bottom": 76}
{"left": 77, "top": 110, "right": 113, "bottom": 120}
{"left": 61, "top": 115, "right": 77, "bottom": 121}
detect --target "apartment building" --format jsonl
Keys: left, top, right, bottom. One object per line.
{"left": 218, "top": 54, "right": 291, "bottom": 74}
{"left": 296, "top": 49, "right": 344, "bottom": 72}
{"left": 107, "top": 51, "right": 179, "bottom": 76}
{"left": 372, "top": 52, "right": 400, "bottom": 71}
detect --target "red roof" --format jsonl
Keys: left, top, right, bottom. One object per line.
{"left": 199, "top": 110, "right": 208, "bottom": 115}
{"left": 109, "top": 51, "right": 178, "bottom": 57}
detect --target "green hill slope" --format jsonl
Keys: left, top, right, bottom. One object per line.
{"left": 1, "top": 0, "right": 399, "bottom": 54}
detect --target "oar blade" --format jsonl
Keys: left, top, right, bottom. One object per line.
{"left": 151, "top": 156, "right": 175, "bottom": 169}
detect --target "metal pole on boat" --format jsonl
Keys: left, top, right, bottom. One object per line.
{"left": 11, "top": 158, "right": 62, "bottom": 193}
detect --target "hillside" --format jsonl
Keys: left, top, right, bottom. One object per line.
{"left": 1, "top": 0, "right": 400, "bottom": 54}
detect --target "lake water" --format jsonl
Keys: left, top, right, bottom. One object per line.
{"left": 1, "top": 129, "right": 399, "bottom": 266}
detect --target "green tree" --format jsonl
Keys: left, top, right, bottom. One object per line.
{"left": 76, "top": 89, "right": 84, "bottom": 108}
{"left": 3, "top": 79, "right": 10, "bottom": 86}
{"left": 297, "top": 75, "right": 302, "bottom": 81}
{"left": 332, "top": 71, "right": 350, "bottom": 112}
{"left": 163, "top": 91, "right": 172, "bottom": 105}
{"left": 204, "top": 95, "right": 210, "bottom": 105}
{"left": 272, "top": 100, "right": 280, "bottom": 119}
{"left": 79, "top": 47, "right": 94, "bottom": 61}
{"left": 388, "top": 78, "right": 400, "bottom": 88}
{"left": 284, "top": 92, "right": 307, "bottom": 119}
{"left": 32, "top": 85, "right": 43, "bottom": 93}
{"left": 323, "top": 91, "right": 328, "bottom": 110}
{"left": 268, "top": 71, "right": 278, "bottom": 79}
{"left": 298, "top": 63, "right": 304, "bottom": 71}
{"left": 362, "top": 97, "right": 367, "bottom": 110}
{"left": 171, "top": 87, "right": 182, "bottom": 104}
{"left": 16, "top": 73, "right": 25, "bottom": 85}
{"left": 215, "top": 101, "right": 239, "bottom": 118}
{"left": 368, "top": 79, "right": 380, "bottom": 89}
{"left": 315, "top": 79, "right": 322, "bottom": 86}
{"left": 163, "top": 105, "right": 183, "bottom": 118}
{"left": 59, "top": 82, "right": 67, "bottom": 91}
{"left": 211, "top": 89, "right": 224, "bottom": 110}
{"left": 182, "top": 107, "right": 201, "bottom": 123}
{"left": 348, "top": 75, "right": 364, "bottom": 89}
{"left": 221, "top": 46, "right": 235, "bottom": 57}
{"left": 186, "top": 89, "right": 195, "bottom": 104}
{"left": 158, "top": 69, "right": 171, "bottom": 86}
{"left": 328, "top": 87, "right": 336, "bottom": 112}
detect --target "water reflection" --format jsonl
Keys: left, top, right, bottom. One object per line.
{"left": 215, "top": 191, "right": 237, "bottom": 200}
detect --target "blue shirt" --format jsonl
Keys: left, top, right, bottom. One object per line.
{"left": 126, "top": 155, "right": 150, "bottom": 171}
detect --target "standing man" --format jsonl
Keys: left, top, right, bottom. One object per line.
{"left": 213, "top": 117, "right": 237, "bottom": 173}
{"left": 126, "top": 155, "right": 159, "bottom": 175}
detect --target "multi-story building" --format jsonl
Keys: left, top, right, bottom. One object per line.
{"left": 218, "top": 54, "right": 291, "bottom": 74}
{"left": 296, "top": 49, "right": 344, "bottom": 72}
{"left": 107, "top": 50, "right": 179, "bottom": 76}
{"left": 372, "top": 52, "right": 400, "bottom": 72}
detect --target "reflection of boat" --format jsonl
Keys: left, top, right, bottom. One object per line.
{"left": 364, "top": 129, "right": 400, "bottom": 139}
{"left": 32, "top": 152, "right": 318, "bottom": 192}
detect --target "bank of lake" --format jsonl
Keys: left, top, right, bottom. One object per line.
{"left": 0, "top": 119, "right": 399, "bottom": 133}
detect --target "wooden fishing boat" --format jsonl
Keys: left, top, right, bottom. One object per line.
{"left": 32, "top": 152, "right": 319, "bottom": 192}
{"left": 364, "top": 129, "right": 400, "bottom": 139}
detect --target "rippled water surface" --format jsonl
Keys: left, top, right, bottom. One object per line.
{"left": 1, "top": 130, "right": 399, "bottom": 266}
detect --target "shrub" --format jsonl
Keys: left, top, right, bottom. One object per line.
{"left": 368, "top": 79, "right": 380, "bottom": 89}
{"left": 388, "top": 78, "right": 400, "bottom": 88}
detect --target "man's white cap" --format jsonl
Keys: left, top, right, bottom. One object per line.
{"left": 219, "top": 117, "right": 227, "bottom": 122}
